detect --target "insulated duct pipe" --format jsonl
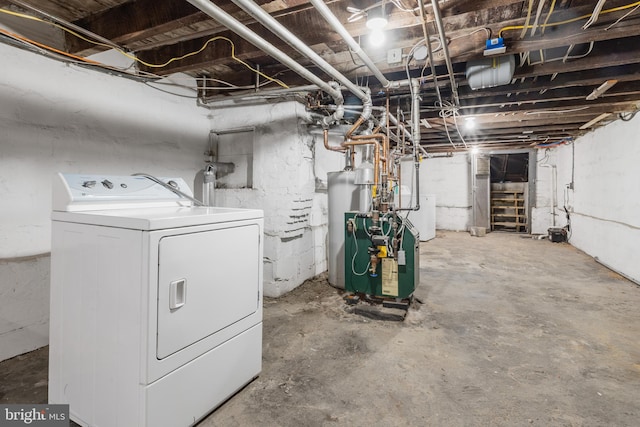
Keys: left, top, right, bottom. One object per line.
{"left": 309, "top": 0, "right": 392, "bottom": 89}
{"left": 322, "top": 81, "right": 345, "bottom": 127}
{"left": 187, "top": 0, "right": 342, "bottom": 101}
{"left": 395, "top": 79, "right": 422, "bottom": 212}
{"left": 380, "top": 111, "right": 413, "bottom": 142}
{"left": 231, "top": 0, "right": 371, "bottom": 108}
{"left": 430, "top": 0, "right": 460, "bottom": 106}
{"left": 411, "top": 78, "right": 421, "bottom": 210}
{"left": 411, "top": 79, "right": 421, "bottom": 144}
{"left": 200, "top": 84, "right": 320, "bottom": 105}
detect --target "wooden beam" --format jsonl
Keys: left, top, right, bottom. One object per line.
{"left": 65, "top": 0, "right": 311, "bottom": 54}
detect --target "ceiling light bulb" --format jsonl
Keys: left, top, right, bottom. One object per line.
{"left": 369, "top": 28, "right": 386, "bottom": 47}
{"left": 464, "top": 117, "right": 476, "bottom": 130}
{"left": 471, "top": 146, "right": 479, "bottom": 154}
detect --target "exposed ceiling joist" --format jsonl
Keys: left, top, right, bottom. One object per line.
{"left": 1, "top": 0, "right": 639, "bottom": 151}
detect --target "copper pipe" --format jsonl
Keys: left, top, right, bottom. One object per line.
{"left": 345, "top": 116, "right": 365, "bottom": 139}
{"left": 323, "top": 129, "right": 346, "bottom": 152}
{"left": 351, "top": 134, "right": 388, "bottom": 175}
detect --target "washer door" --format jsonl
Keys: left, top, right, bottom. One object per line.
{"left": 156, "top": 224, "right": 260, "bottom": 359}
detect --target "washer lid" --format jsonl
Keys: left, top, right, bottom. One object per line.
{"left": 51, "top": 206, "right": 264, "bottom": 230}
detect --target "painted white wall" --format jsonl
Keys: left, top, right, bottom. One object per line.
{"left": 0, "top": 43, "right": 210, "bottom": 360}
{"left": 421, "top": 153, "right": 472, "bottom": 231}
{"left": 532, "top": 114, "right": 640, "bottom": 283}
{"left": 208, "top": 101, "right": 344, "bottom": 297}
{"left": 530, "top": 148, "right": 561, "bottom": 234}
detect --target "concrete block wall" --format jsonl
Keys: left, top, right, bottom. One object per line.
{"left": 209, "top": 102, "right": 343, "bottom": 297}
{"left": 534, "top": 115, "right": 640, "bottom": 283}
{"left": 0, "top": 43, "right": 211, "bottom": 361}
{"left": 421, "top": 153, "right": 472, "bottom": 231}
{"left": 530, "top": 149, "right": 561, "bottom": 234}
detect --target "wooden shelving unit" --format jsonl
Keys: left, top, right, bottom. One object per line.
{"left": 491, "top": 190, "right": 527, "bottom": 232}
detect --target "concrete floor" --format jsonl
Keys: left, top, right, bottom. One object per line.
{"left": 2, "top": 231, "right": 639, "bottom": 426}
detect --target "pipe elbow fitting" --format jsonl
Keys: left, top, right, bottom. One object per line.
{"left": 361, "top": 87, "right": 373, "bottom": 121}
{"left": 321, "top": 81, "right": 344, "bottom": 127}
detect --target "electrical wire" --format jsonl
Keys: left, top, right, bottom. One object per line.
{"left": 436, "top": 100, "right": 468, "bottom": 149}
{"left": 0, "top": 8, "right": 288, "bottom": 89}
{"left": 523, "top": 106, "right": 590, "bottom": 115}
{"left": 499, "top": 1, "right": 640, "bottom": 37}
{"left": 530, "top": 0, "right": 547, "bottom": 36}
{"left": 132, "top": 173, "right": 204, "bottom": 206}
{"left": 520, "top": 0, "right": 535, "bottom": 39}
{"left": 619, "top": 111, "right": 638, "bottom": 121}
{"left": 350, "top": 224, "right": 370, "bottom": 276}
{"left": 522, "top": 41, "right": 594, "bottom": 66}
{"left": 541, "top": 0, "right": 557, "bottom": 35}
{"left": 605, "top": 3, "right": 640, "bottom": 30}
{"left": 0, "top": 27, "right": 100, "bottom": 64}
{"left": 583, "top": 0, "right": 607, "bottom": 30}
{"left": 535, "top": 137, "right": 572, "bottom": 148}
{"left": 0, "top": 25, "right": 283, "bottom": 101}
{"left": 449, "top": 27, "right": 491, "bottom": 42}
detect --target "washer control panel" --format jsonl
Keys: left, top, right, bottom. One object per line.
{"left": 53, "top": 173, "right": 193, "bottom": 212}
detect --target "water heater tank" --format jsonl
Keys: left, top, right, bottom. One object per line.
{"left": 466, "top": 55, "right": 515, "bottom": 90}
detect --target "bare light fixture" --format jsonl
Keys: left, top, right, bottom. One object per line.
{"left": 366, "top": 2, "right": 387, "bottom": 47}
{"left": 366, "top": 6, "right": 387, "bottom": 30}
{"left": 579, "top": 113, "right": 611, "bottom": 130}
{"left": 586, "top": 79, "right": 617, "bottom": 100}
{"left": 464, "top": 116, "right": 476, "bottom": 130}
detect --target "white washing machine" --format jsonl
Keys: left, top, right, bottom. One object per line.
{"left": 48, "top": 173, "right": 263, "bottom": 427}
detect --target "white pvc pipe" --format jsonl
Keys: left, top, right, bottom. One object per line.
{"left": 186, "top": 0, "right": 342, "bottom": 100}
{"left": 232, "top": 0, "right": 369, "bottom": 103}
{"left": 430, "top": 0, "right": 460, "bottom": 106}
{"left": 540, "top": 163, "right": 557, "bottom": 226}
{"left": 309, "top": 0, "right": 391, "bottom": 89}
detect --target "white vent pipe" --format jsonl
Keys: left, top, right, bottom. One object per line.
{"left": 308, "top": 0, "right": 392, "bottom": 89}
{"left": 231, "top": 0, "right": 370, "bottom": 108}
{"left": 186, "top": 0, "right": 342, "bottom": 102}
{"left": 430, "top": 0, "right": 459, "bottom": 106}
